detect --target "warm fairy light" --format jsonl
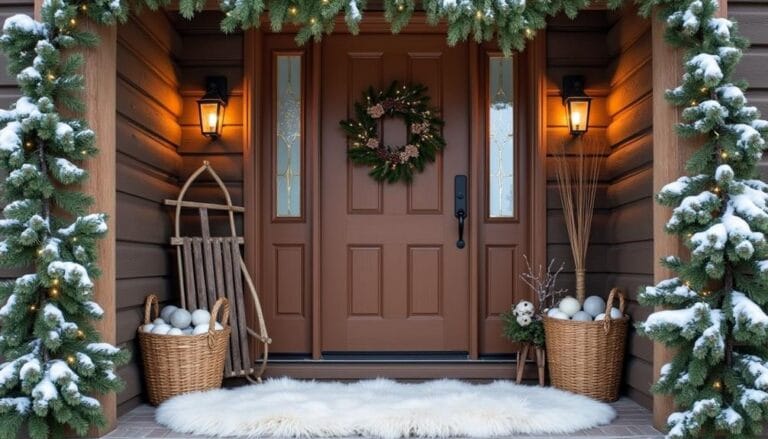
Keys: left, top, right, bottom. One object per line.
{"left": 288, "top": 6, "right": 298, "bottom": 15}
{"left": 713, "top": 187, "right": 720, "bottom": 193}
{"left": 309, "top": 17, "right": 317, "bottom": 24}
{"left": 700, "top": 290, "right": 711, "bottom": 297}
{"left": 700, "top": 87, "right": 708, "bottom": 93}
{"left": 712, "top": 380, "right": 722, "bottom": 390}
{"left": 397, "top": 4, "right": 404, "bottom": 11}
{"left": 81, "top": 150, "right": 87, "bottom": 155}
{"left": 80, "top": 4, "right": 87, "bottom": 10}
{"left": 52, "top": 278, "right": 59, "bottom": 286}
{"left": 525, "top": 28, "right": 533, "bottom": 38}
{"left": 475, "top": 10, "right": 483, "bottom": 19}
{"left": 72, "top": 237, "right": 78, "bottom": 242}
{"left": 49, "top": 288, "right": 59, "bottom": 298}
{"left": 47, "top": 73, "right": 55, "bottom": 81}
{"left": 77, "top": 329, "right": 85, "bottom": 339}
{"left": 66, "top": 355, "right": 76, "bottom": 365}
{"left": 721, "top": 151, "right": 728, "bottom": 159}
{"left": 29, "top": 304, "right": 36, "bottom": 312}
{"left": 691, "top": 100, "right": 697, "bottom": 106}
{"left": 69, "top": 18, "right": 77, "bottom": 26}
{"left": 37, "top": 248, "right": 43, "bottom": 256}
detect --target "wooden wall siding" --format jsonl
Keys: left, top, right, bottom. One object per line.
{"left": 604, "top": 4, "right": 654, "bottom": 409}
{"left": 545, "top": 11, "right": 612, "bottom": 296}
{"left": 730, "top": 1, "right": 768, "bottom": 179}
{"left": 171, "top": 12, "right": 245, "bottom": 238}
{"left": 115, "top": 10, "right": 183, "bottom": 415}
{"left": 0, "top": 0, "right": 32, "bottom": 109}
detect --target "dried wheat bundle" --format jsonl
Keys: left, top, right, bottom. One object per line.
{"left": 554, "top": 138, "right": 604, "bottom": 303}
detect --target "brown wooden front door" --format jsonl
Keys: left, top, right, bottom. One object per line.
{"left": 320, "top": 35, "right": 470, "bottom": 352}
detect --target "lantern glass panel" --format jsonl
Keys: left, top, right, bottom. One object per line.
{"left": 199, "top": 101, "right": 222, "bottom": 136}
{"left": 567, "top": 99, "right": 590, "bottom": 134}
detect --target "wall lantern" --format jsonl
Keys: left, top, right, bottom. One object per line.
{"left": 197, "top": 76, "right": 228, "bottom": 139}
{"left": 562, "top": 75, "right": 592, "bottom": 136}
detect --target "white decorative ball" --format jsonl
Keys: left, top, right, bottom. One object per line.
{"left": 215, "top": 322, "right": 224, "bottom": 330}
{"left": 594, "top": 313, "right": 606, "bottom": 321}
{"left": 167, "top": 328, "right": 183, "bottom": 336}
{"left": 191, "top": 309, "right": 211, "bottom": 327}
{"left": 153, "top": 318, "right": 166, "bottom": 326}
{"left": 160, "top": 305, "right": 179, "bottom": 322}
{"left": 582, "top": 296, "right": 606, "bottom": 317}
{"left": 151, "top": 324, "right": 171, "bottom": 335}
{"left": 516, "top": 314, "right": 532, "bottom": 327}
{"left": 558, "top": 296, "right": 581, "bottom": 317}
{"left": 182, "top": 328, "right": 193, "bottom": 335}
{"left": 140, "top": 324, "right": 154, "bottom": 333}
{"left": 546, "top": 308, "right": 561, "bottom": 317}
{"left": 609, "top": 307, "right": 623, "bottom": 319}
{"left": 549, "top": 310, "right": 570, "bottom": 320}
{"left": 192, "top": 325, "right": 210, "bottom": 335}
{"left": 170, "top": 309, "right": 192, "bottom": 329}
{"left": 515, "top": 301, "right": 535, "bottom": 315}
{"left": 572, "top": 311, "right": 593, "bottom": 322}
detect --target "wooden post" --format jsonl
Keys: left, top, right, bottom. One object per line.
{"left": 34, "top": 0, "right": 118, "bottom": 434}
{"left": 651, "top": 0, "right": 727, "bottom": 431}
{"left": 80, "top": 19, "right": 117, "bottom": 435}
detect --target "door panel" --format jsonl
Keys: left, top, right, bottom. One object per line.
{"left": 321, "top": 35, "right": 469, "bottom": 352}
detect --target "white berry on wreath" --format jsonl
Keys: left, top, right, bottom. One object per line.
{"left": 514, "top": 300, "right": 535, "bottom": 315}
{"left": 516, "top": 314, "right": 532, "bottom": 327}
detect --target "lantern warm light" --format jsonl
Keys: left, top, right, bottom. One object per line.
{"left": 197, "top": 76, "right": 228, "bottom": 139}
{"left": 562, "top": 75, "right": 592, "bottom": 136}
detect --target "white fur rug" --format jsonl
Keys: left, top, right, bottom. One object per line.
{"left": 156, "top": 378, "right": 616, "bottom": 438}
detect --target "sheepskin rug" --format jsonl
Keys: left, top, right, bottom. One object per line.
{"left": 156, "top": 378, "right": 615, "bottom": 438}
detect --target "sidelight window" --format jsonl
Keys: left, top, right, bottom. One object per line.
{"left": 275, "top": 54, "right": 302, "bottom": 218}
{"left": 487, "top": 56, "right": 515, "bottom": 219}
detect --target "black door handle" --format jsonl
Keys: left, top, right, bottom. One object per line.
{"left": 456, "top": 209, "right": 466, "bottom": 249}
{"left": 455, "top": 175, "right": 467, "bottom": 249}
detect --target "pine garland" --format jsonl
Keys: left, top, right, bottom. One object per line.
{"left": 633, "top": 0, "right": 768, "bottom": 437}
{"left": 0, "top": 0, "right": 766, "bottom": 438}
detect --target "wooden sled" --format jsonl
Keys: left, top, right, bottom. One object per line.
{"left": 164, "top": 161, "right": 271, "bottom": 383}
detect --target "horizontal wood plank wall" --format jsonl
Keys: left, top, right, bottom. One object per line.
{"left": 171, "top": 11, "right": 244, "bottom": 231}
{"left": 0, "top": 0, "right": 32, "bottom": 109}
{"left": 545, "top": 12, "right": 612, "bottom": 296}
{"left": 730, "top": 0, "right": 768, "bottom": 180}
{"left": 604, "top": 4, "right": 654, "bottom": 409}
{"left": 115, "top": 10, "right": 183, "bottom": 415}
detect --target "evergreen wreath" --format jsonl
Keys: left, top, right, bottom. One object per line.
{"left": 340, "top": 82, "right": 445, "bottom": 183}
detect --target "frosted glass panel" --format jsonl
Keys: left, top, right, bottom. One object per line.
{"left": 488, "top": 57, "right": 514, "bottom": 218}
{"left": 276, "top": 55, "right": 302, "bottom": 218}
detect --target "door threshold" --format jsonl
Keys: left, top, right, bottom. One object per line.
{"left": 268, "top": 353, "right": 517, "bottom": 364}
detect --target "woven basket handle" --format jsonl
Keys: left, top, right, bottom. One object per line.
{"left": 207, "top": 297, "right": 230, "bottom": 348}
{"left": 143, "top": 294, "right": 159, "bottom": 325}
{"left": 602, "top": 288, "right": 626, "bottom": 334}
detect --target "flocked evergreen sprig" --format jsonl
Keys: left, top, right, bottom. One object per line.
{"left": 0, "top": 0, "right": 130, "bottom": 438}
{"left": 634, "top": 0, "right": 768, "bottom": 437}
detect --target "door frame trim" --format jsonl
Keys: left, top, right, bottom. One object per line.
{"left": 243, "top": 19, "right": 548, "bottom": 359}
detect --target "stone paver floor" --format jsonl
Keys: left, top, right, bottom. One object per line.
{"left": 107, "top": 397, "right": 663, "bottom": 438}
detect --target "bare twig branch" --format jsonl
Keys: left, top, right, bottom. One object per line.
{"left": 520, "top": 255, "right": 567, "bottom": 313}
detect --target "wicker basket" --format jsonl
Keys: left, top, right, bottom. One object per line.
{"left": 543, "top": 288, "right": 628, "bottom": 402}
{"left": 138, "top": 294, "right": 231, "bottom": 405}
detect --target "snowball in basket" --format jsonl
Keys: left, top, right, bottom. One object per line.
{"left": 141, "top": 305, "right": 225, "bottom": 335}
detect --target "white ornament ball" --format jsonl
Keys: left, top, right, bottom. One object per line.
{"left": 558, "top": 296, "right": 581, "bottom": 317}
{"left": 572, "top": 311, "right": 593, "bottom": 322}
{"left": 151, "top": 324, "right": 171, "bottom": 335}
{"left": 609, "top": 307, "right": 623, "bottom": 319}
{"left": 153, "top": 318, "right": 166, "bottom": 326}
{"left": 515, "top": 301, "right": 535, "bottom": 315}
{"left": 546, "top": 308, "right": 561, "bottom": 317}
{"left": 140, "top": 324, "right": 154, "bottom": 333}
{"left": 170, "top": 309, "right": 192, "bottom": 329}
{"left": 215, "top": 322, "right": 224, "bottom": 330}
{"left": 167, "top": 328, "right": 183, "bottom": 336}
{"left": 192, "top": 325, "right": 210, "bottom": 335}
{"left": 191, "top": 309, "right": 211, "bottom": 327}
{"left": 516, "top": 314, "right": 532, "bottom": 327}
{"left": 182, "top": 328, "right": 193, "bottom": 335}
{"left": 594, "top": 313, "right": 606, "bottom": 321}
{"left": 160, "top": 305, "right": 179, "bottom": 322}
{"left": 549, "top": 310, "right": 570, "bottom": 320}
{"left": 582, "top": 295, "right": 606, "bottom": 317}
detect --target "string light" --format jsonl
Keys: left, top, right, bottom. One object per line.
{"left": 475, "top": 10, "right": 483, "bottom": 19}
{"left": 66, "top": 355, "right": 76, "bottom": 365}
{"left": 52, "top": 278, "right": 59, "bottom": 286}
{"left": 288, "top": 6, "right": 298, "bottom": 15}
{"left": 713, "top": 187, "right": 720, "bottom": 193}
{"left": 49, "top": 288, "right": 59, "bottom": 298}
{"left": 72, "top": 237, "right": 78, "bottom": 243}
{"left": 37, "top": 248, "right": 43, "bottom": 256}
{"left": 309, "top": 17, "right": 316, "bottom": 24}
{"left": 69, "top": 18, "right": 77, "bottom": 26}
{"left": 24, "top": 141, "right": 33, "bottom": 150}
{"left": 712, "top": 380, "right": 722, "bottom": 390}
{"left": 721, "top": 151, "right": 728, "bottom": 159}
{"left": 700, "top": 290, "right": 711, "bottom": 297}
{"left": 700, "top": 87, "right": 708, "bottom": 93}
{"left": 77, "top": 329, "right": 85, "bottom": 339}
{"left": 80, "top": 4, "right": 87, "bottom": 11}
{"left": 524, "top": 28, "right": 533, "bottom": 38}
{"left": 397, "top": 4, "right": 404, "bottom": 11}
{"left": 47, "top": 73, "right": 55, "bottom": 81}
{"left": 29, "top": 304, "right": 37, "bottom": 312}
